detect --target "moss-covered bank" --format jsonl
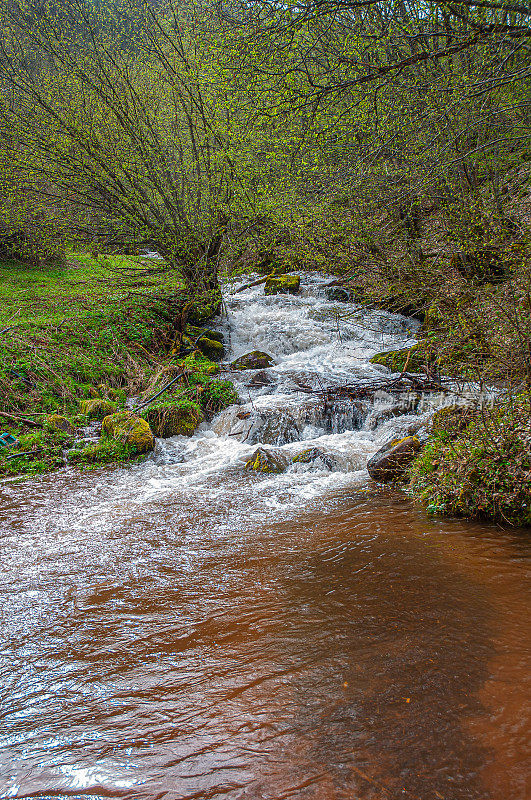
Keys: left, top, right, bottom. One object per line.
{"left": 0, "top": 254, "right": 237, "bottom": 477}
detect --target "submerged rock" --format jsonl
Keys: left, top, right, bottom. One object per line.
{"left": 244, "top": 447, "right": 285, "bottom": 473}
{"left": 46, "top": 414, "right": 75, "bottom": 436}
{"left": 248, "top": 370, "right": 274, "bottom": 387}
{"left": 230, "top": 351, "right": 277, "bottom": 370}
{"left": 367, "top": 435, "right": 422, "bottom": 482}
{"left": 79, "top": 398, "right": 118, "bottom": 420}
{"left": 325, "top": 287, "right": 352, "bottom": 302}
{"left": 143, "top": 403, "right": 203, "bottom": 438}
{"left": 264, "top": 275, "right": 300, "bottom": 295}
{"left": 102, "top": 412, "right": 154, "bottom": 454}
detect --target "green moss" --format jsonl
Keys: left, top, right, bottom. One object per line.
{"left": 69, "top": 438, "right": 139, "bottom": 465}
{"left": 370, "top": 344, "right": 426, "bottom": 372}
{"left": 196, "top": 336, "right": 224, "bottom": 361}
{"left": 264, "top": 275, "right": 300, "bottom": 295}
{"left": 102, "top": 412, "right": 154, "bottom": 453}
{"left": 142, "top": 399, "right": 203, "bottom": 437}
{"left": 0, "top": 427, "right": 71, "bottom": 476}
{"left": 200, "top": 379, "right": 239, "bottom": 413}
{"left": 79, "top": 398, "right": 117, "bottom": 419}
{"left": 244, "top": 447, "right": 285, "bottom": 473}
{"left": 46, "top": 414, "right": 75, "bottom": 434}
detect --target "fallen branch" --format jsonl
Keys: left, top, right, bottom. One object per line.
{"left": 5, "top": 448, "right": 44, "bottom": 461}
{"left": 234, "top": 274, "right": 270, "bottom": 293}
{"left": 295, "top": 373, "right": 451, "bottom": 400}
{"left": 0, "top": 410, "right": 45, "bottom": 428}
{"left": 133, "top": 371, "right": 185, "bottom": 412}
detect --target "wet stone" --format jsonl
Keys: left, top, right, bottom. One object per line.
{"left": 367, "top": 435, "right": 422, "bottom": 482}
{"left": 244, "top": 447, "right": 286, "bottom": 473}
{"left": 292, "top": 448, "right": 336, "bottom": 470}
{"left": 230, "top": 351, "right": 277, "bottom": 370}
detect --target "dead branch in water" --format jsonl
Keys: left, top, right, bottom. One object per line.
{"left": 294, "top": 373, "right": 451, "bottom": 400}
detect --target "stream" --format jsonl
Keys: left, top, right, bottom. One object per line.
{"left": 0, "top": 275, "right": 529, "bottom": 799}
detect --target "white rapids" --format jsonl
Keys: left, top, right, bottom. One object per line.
{"left": 3, "top": 273, "right": 478, "bottom": 536}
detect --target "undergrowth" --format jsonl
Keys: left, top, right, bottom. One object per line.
{"left": 408, "top": 397, "right": 531, "bottom": 527}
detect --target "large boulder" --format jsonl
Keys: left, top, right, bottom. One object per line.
{"left": 143, "top": 402, "right": 203, "bottom": 438}
{"left": 265, "top": 275, "right": 300, "bottom": 295}
{"left": 230, "top": 351, "right": 277, "bottom": 370}
{"left": 102, "top": 412, "right": 154, "bottom": 454}
{"left": 244, "top": 447, "right": 285, "bottom": 473}
{"left": 46, "top": 414, "right": 75, "bottom": 436}
{"left": 79, "top": 398, "right": 118, "bottom": 420}
{"left": 367, "top": 435, "right": 422, "bottom": 482}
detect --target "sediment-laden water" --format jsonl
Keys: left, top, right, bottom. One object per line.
{"left": 0, "top": 276, "right": 529, "bottom": 799}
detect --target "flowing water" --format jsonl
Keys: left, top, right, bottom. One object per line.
{"left": 0, "top": 276, "right": 529, "bottom": 799}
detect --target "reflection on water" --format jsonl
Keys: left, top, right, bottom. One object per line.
{"left": 0, "top": 278, "right": 529, "bottom": 799}
{"left": 0, "top": 485, "right": 528, "bottom": 800}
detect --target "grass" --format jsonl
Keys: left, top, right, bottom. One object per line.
{"left": 0, "top": 252, "right": 236, "bottom": 477}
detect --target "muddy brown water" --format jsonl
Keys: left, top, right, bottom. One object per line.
{"left": 0, "top": 476, "right": 528, "bottom": 800}
{"left": 1, "top": 279, "right": 529, "bottom": 799}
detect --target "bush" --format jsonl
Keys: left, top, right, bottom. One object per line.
{"left": 408, "top": 396, "right": 531, "bottom": 526}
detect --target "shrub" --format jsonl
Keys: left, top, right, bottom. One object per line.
{"left": 408, "top": 396, "right": 531, "bottom": 526}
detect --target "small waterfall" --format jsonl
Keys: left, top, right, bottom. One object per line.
{"left": 148, "top": 274, "right": 477, "bottom": 493}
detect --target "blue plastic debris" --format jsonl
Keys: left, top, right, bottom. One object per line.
{"left": 0, "top": 432, "right": 17, "bottom": 448}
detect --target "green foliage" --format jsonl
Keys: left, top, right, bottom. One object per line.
{"left": 200, "top": 380, "right": 239, "bottom": 413}
{"left": 408, "top": 397, "right": 531, "bottom": 526}
{"left": 69, "top": 438, "right": 138, "bottom": 466}
{"left": 0, "top": 427, "right": 70, "bottom": 476}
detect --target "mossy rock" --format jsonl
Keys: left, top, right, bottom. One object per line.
{"left": 46, "top": 414, "right": 75, "bottom": 436}
{"left": 79, "top": 398, "right": 118, "bottom": 420}
{"left": 102, "top": 412, "right": 154, "bottom": 453}
{"left": 244, "top": 447, "right": 285, "bottom": 473}
{"left": 186, "top": 325, "right": 224, "bottom": 344}
{"left": 264, "top": 275, "right": 300, "bottom": 295}
{"left": 292, "top": 447, "right": 336, "bottom": 470}
{"left": 143, "top": 403, "right": 203, "bottom": 438}
{"left": 367, "top": 435, "right": 422, "bottom": 482}
{"left": 230, "top": 351, "right": 276, "bottom": 370}
{"left": 197, "top": 337, "right": 224, "bottom": 362}
{"left": 370, "top": 344, "right": 426, "bottom": 373}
